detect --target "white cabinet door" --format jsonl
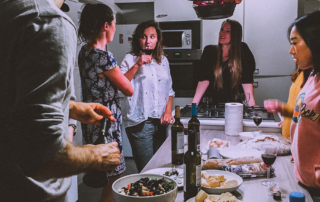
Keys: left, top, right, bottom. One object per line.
{"left": 244, "top": 0, "right": 298, "bottom": 76}
{"left": 253, "top": 76, "right": 292, "bottom": 107}
{"left": 154, "top": 0, "right": 199, "bottom": 22}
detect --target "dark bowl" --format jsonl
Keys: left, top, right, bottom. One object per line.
{"left": 193, "top": 3, "right": 236, "bottom": 20}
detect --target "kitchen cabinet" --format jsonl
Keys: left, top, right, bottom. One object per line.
{"left": 252, "top": 76, "right": 293, "bottom": 107}
{"left": 154, "top": 0, "right": 199, "bottom": 22}
{"left": 244, "top": 0, "right": 298, "bottom": 76}
{"left": 243, "top": 0, "right": 298, "bottom": 107}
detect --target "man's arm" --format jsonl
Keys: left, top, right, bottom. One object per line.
{"left": 25, "top": 141, "right": 120, "bottom": 178}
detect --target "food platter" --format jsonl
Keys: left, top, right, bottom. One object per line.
{"left": 201, "top": 170, "right": 243, "bottom": 194}
{"left": 219, "top": 147, "right": 261, "bottom": 159}
{"left": 143, "top": 167, "right": 183, "bottom": 188}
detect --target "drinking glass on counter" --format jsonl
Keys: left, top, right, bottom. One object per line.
{"left": 261, "top": 144, "right": 277, "bottom": 187}
{"left": 240, "top": 93, "right": 250, "bottom": 117}
{"left": 252, "top": 110, "right": 263, "bottom": 131}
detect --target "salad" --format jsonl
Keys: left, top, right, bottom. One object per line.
{"left": 119, "top": 177, "right": 175, "bottom": 196}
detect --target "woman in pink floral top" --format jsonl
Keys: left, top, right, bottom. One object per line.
{"left": 287, "top": 11, "right": 320, "bottom": 198}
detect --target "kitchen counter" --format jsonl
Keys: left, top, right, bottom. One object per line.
{"left": 141, "top": 130, "right": 313, "bottom": 202}
{"left": 179, "top": 115, "right": 282, "bottom": 133}
{"left": 170, "top": 106, "right": 282, "bottom": 133}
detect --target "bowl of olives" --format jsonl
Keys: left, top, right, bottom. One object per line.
{"left": 112, "top": 174, "right": 178, "bottom": 202}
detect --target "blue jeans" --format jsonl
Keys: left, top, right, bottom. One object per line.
{"left": 126, "top": 118, "right": 167, "bottom": 172}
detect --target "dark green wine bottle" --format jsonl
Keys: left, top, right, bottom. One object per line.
{"left": 188, "top": 103, "right": 200, "bottom": 151}
{"left": 83, "top": 118, "right": 109, "bottom": 188}
{"left": 171, "top": 106, "right": 184, "bottom": 165}
{"left": 183, "top": 130, "right": 201, "bottom": 201}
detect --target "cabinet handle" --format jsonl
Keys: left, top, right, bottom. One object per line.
{"left": 253, "top": 81, "right": 259, "bottom": 88}
{"left": 156, "top": 14, "right": 168, "bottom": 18}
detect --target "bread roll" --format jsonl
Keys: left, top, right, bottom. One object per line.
{"left": 207, "top": 178, "right": 219, "bottom": 188}
{"left": 195, "top": 190, "right": 208, "bottom": 202}
{"left": 201, "top": 171, "right": 209, "bottom": 179}
{"left": 202, "top": 156, "right": 263, "bottom": 170}
{"left": 207, "top": 195, "right": 217, "bottom": 201}
{"left": 201, "top": 178, "right": 210, "bottom": 187}
{"left": 219, "top": 192, "right": 237, "bottom": 202}
{"left": 225, "top": 180, "right": 238, "bottom": 187}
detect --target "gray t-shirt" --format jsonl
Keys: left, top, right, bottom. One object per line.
{"left": 0, "top": 0, "right": 76, "bottom": 201}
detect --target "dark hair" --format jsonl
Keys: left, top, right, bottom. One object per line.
{"left": 130, "top": 20, "right": 164, "bottom": 64}
{"left": 78, "top": 3, "right": 114, "bottom": 45}
{"left": 291, "top": 68, "right": 312, "bottom": 88}
{"left": 215, "top": 19, "right": 242, "bottom": 96}
{"left": 288, "top": 11, "right": 320, "bottom": 78}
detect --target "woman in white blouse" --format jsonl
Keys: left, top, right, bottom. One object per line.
{"left": 120, "top": 20, "right": 175, "bottom": 172}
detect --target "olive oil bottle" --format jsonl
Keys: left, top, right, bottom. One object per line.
{"left": 171, "top": 106, "right": 184, "bottom": 165}
{"left": 183, "top": 130, "right": 201, "bottom": 201}
{"left": 188, "top": 103, "right": 200, "bottom": 151}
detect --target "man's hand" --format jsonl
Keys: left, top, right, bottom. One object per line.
{"left": 69, "top": 101, "right": 115, "bottom": 125}
{"left": 87, "top": 142, "right": 121, "bottom": 171}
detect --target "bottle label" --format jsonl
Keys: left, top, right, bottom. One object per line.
{"left": 183, "top": 164, "right": 186, "bottom": 192}
{"left": 196, "top": 131, "right": 200, "bottom": 152}
{"left": 196, "top": 164, "right": 201, "bottom": 187}
{"left": 177, "top": 132, "right": 184, "bottom": 154}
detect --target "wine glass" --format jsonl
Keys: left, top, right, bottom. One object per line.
{"left": 202, "top": 97, "right": 212, "bottom": 117}
{"left": 141, "top": 47, "right": 153, "bottom": 67}
{"left": 252, "top": 110, "right": 263, "bottom": 131}
{"left": 240, "top": 93, "right": 250, "bottom": 117}
{"left": 261, "top": 144, "right": 277, "bottom": 187}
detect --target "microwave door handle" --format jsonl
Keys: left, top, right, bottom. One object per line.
{"left": 169, "top": 62, "right": 193, "bottom": 65}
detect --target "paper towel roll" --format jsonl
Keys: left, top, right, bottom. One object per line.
{"left": 225, "top": 102, "right": 243, "bottom": 136}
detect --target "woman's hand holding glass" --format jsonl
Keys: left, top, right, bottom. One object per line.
{"left": 264, "top": 99, "right": 283, "bottom": 114}
{"left": 136, "top": 54, "right": 152, "bottom": 67}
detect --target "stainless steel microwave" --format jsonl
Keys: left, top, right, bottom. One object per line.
{"left": 162, "top": 29, "right": 192, "bottom": 49}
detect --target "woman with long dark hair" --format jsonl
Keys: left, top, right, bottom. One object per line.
{"left": 192, "top": 19, "right": 256, "bottom": 106}
{"left": 286, "top": 11, "right": 320, "bottom": 197}
{"left": 120, "top": 20, "right": 175, "bottom": 172}
{"left": 78, "top": 3, "right": 133, "bottom": 202}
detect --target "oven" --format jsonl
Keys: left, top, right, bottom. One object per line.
{"left": 165, "top": 49, "right": 202, "bottom": 97}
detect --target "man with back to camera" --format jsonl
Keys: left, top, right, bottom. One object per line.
{"left": 0, "top": 0, "right": 121, "bottom": 201}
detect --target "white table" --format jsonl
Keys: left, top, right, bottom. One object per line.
{"left": 141, "top": 130, "right": 313, "bottom": 202}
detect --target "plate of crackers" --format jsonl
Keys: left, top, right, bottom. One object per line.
{"left": 201, "top": 170, "right": 243, "bottom": 194}
{"left": 186, "top": 190, "right": 238, "bottom": 202}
